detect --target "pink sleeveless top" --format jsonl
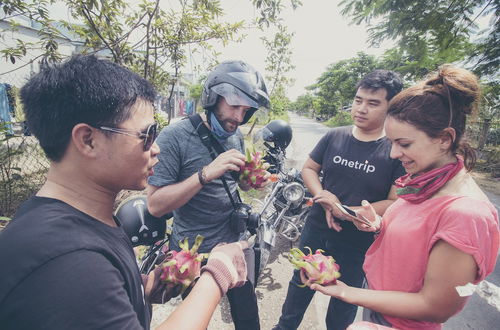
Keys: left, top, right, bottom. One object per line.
{"left": 364, "top": 195, "right": 499, "bottom": 329}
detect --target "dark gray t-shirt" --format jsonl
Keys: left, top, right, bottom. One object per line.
{"left": 148, "top": 118, "right": 244, "bottom": 252}
{"left": 308, "top": 125, "right": 406, "bottom": 251}
{"left": 0, "top": 197, "right": 149, "bottom": 330}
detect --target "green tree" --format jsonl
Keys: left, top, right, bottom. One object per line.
{"left": 311, "top": 52, "right": 379, "bottom": 118}
{"left": 64, "top": 0, "right": 244, "bottom": 123}
{"left": 189, "top": 82, "right": 203, "bottom": 112}
{"left": 268, "top": 84, "right": 291, "bottom": 117}
{"left": 261, "top": 23, "right": 295, "bottom": 95}
{"left": 1, "top": 0, "right": 65, "bottom": 64}
{"left": 261, "top": 23, "right": 296, "bottom": 119}
{"left": 1, "top": 0, "right": 301, "bottom": 122}
{"left": 291, "top": 93, "right": 316, "bottom": 117}
{"left": 476, "top": 81, "right": 500, "bottom": 149}
{"left": 255, "top": 1, "right": 302, "bottom": 119}
{"left": 339, "top": 0, "right": 498, "bottom": 78}
{"left": 251, "top": 0, "right": 302, "bottom": 27}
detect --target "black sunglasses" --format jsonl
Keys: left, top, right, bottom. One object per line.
{"left": 94, "top": 123, "right": 158, "bottom": 151}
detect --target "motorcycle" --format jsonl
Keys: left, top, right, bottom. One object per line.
{"left": 116, "top": 195, "right": 259, "bottom": 287}
{"left": 115, "top": 120, "right": 312, "bottom": 282}
{"left": 249, "top": 120, "right": 313, "bottom": 278}
{"left": 114, "top": 194, "right": 172, "bottom": 275}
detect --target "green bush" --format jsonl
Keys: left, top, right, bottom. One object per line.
{"left": 325, "top": 111, "right": 353, "bottom": 127}
{"left": 154, "top": 111, "right": 169, "bottom": 131}
{"left": 269, "top": 111, "right": 290, "bottom": 123}
{"left": 487, "top": 128, "right": 500, "bottom": 145}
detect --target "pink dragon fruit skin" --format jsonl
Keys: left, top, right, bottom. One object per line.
{"left": 288, "top": 247, "right": 341, "bottom": 287}
{"left": 160, "top": 235, "right": 208, "bottom": 292}
{"left": 239, "top": 146, "right": 270, "bottom": 189}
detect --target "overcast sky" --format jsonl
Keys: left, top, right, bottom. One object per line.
{"left": 201, "top": 0, "right": 394, "bottom": 100}
{"left": 52, "top": 0, "right": 394, "bottom": 100}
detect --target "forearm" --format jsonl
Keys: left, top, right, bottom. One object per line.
{"left": 302, "top": 168, "right": 323, "bottom": 196}
{"left": 148, "top": 173, "right": 202, "bottom": 217}
{"left": 339, "top": 286, "right": 447, "bottom": 323}
{"left": 156, "top": 273, "right": 222, "bottom": 330}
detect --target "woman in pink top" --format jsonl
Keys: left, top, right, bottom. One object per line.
{"left": 308, "top": 66, "right": 499, "bottom": 329}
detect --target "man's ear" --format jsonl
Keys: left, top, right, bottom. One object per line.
{"left": 72, "top": 123, "right": 99, "bottom": 157}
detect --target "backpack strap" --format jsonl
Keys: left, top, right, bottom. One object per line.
{"left": 188, "top": 113, "right": 242, "bottom": 205}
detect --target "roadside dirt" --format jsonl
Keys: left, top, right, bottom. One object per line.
{"left": 472, "top": 172, "right": 500, "bottom": 194}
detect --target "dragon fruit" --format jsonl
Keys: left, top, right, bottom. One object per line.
{"left": 239, "top": 146, "right": 270, "bottom": 189}
{"left": 160, "top": 235, "right": 208, "bottom": 293}
{"left": 288, "top": 247, "right": 341, "bottom": 287}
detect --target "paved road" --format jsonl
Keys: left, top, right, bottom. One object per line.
{"left": 151, "top": 113, "right": 499, "bottom": 329}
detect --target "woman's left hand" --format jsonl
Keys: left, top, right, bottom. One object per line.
{"left": 299, "top": 270, "right": 349, "bottom": 299}
{"left": 351, "top": 200, "right": 382, "bottom": 233}
{"left": 308, "top": 279, "right": 350, "bottom": 299}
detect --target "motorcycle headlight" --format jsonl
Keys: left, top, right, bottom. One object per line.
{"left": 282, "top": 182, "right": 305, "bottom": 203}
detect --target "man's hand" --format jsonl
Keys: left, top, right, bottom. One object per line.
{"left": 312, "top": 190, "right": 345, "bottom": 231}
{"left": 143, "top": 268, "right": 184, "bottom": 304}
{"left": 312, "top": 190, "right": 343, "bottom": 216}
{"left": 260, "top": 170, "right": 272, "bottom": 188}
{"left": 239, "top": 170, "right": 272, "bottom": 191}
{"left": 204, "top": 149, "right": 246, "bottom": 182}
{"left": 325, "top": 209, "right": 343, "bottom": 232}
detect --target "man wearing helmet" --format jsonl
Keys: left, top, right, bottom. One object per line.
{"left": 147, "top": 60, "right": 270, "bottom": 330}
{"left": 274, "top": 70, "right": 406, "bottom": 330}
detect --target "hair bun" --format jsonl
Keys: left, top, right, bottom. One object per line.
{"left": 425, "top": 65, "right": 480, "bottom": 115}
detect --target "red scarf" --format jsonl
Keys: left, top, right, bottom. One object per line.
{"left": 395, "top": 156, "right": 464, "bottom": 204}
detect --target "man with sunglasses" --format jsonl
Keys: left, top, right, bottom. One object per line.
{"left": 0, "top": 55, "right": 250, "bottom": 330}
{"left": 147, "top": 60, "right": 270, "bottom": 330}
{"left": 92, "top": 122, "right": 158, "bottom": 151}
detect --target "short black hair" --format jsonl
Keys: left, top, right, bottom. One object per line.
{"left": 356, "top": 70, "right": 403, "bottom": 101}
{"left": 20, "top": 55, "right": 156, "bottom": 161}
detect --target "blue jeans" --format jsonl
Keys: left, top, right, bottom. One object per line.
{"left": 276, "top": 221, "right": 367, "bottom": 330}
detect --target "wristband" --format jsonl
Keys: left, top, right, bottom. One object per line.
{"left": 200, "top": 260, "right": 232, "bottom": 295}
{"left": 198, "top": 167, "right": 208, "bottom": 185}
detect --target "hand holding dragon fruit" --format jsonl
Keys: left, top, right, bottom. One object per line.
{"left": 239, "top": 145, "right": 270, "bottom": 189}
{"left": 288, "top": 247, "right": 341, "bottom": 287}
{"left": 159, "top": 235, "right": 208, "bottom": 294}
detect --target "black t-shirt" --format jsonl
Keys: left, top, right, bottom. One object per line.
{"left": 0, "top": 197, "right": 150, "bottom": 330}
{"left": 308, "top": 126, "right": 405, "bottom": 251}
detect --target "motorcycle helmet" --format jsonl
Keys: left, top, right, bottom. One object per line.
{"left": 254, "top": 120, "right": 293, "bottom": 150}
{"left": 201, "top": 60, "right": 270, "bottom": 124}
{"left": 114, "top": 195, "right": 167, "bottom": 247}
